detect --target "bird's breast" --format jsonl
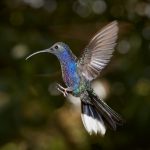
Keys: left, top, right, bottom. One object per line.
{"left": 61, "top": 62, "right": 80, "bottom": 89}
{"left": 58, "top": 50, "right": 85, "bottom": 96}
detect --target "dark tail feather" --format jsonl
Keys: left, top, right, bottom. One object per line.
{"left": 81, "top": 101, "right": 106, "bottom": 135}
{"left": 87, "top": 90, "right": 124, "bottom": 130}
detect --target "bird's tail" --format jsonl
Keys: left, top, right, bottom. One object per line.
{"left": 81, "top": 90, "right": 123, "bottom": 135}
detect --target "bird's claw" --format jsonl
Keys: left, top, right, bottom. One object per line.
{"left": 56, "top": 84, "right": 69, "bottom": 97}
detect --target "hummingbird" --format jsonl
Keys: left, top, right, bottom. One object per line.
{"left": 26, "top": 21, "right": 123, "bottom": 135}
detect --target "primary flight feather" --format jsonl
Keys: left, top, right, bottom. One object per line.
{"left": 78, "top": 21, "right": 118, "bottom": 80}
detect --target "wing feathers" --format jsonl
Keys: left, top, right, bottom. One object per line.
{"left": 78, "top": 21, "right": 119, "bottom": 80}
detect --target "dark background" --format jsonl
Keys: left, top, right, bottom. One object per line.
{"left": 0, "top": 0, "right": 150, "bottom": 150}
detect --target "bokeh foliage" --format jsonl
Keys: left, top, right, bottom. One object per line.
{"left": 0, "top": 0, "right": 150, "bottom": 149}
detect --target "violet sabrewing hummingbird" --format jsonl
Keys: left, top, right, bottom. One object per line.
{"left": 26, "top": 21, "right": 123, "bottom": 135}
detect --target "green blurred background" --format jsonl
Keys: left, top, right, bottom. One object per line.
{"left": 0, "top": 0, "right": 150, "bottom": 149}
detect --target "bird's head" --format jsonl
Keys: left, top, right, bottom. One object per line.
{"left": 26, "top": 42, "right": 69, "bottom": 60}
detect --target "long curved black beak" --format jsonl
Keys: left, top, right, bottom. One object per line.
{"left": 26, "top": 48, "right": 50, "bottom": 60}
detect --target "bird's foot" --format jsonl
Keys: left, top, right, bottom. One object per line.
{"left": 56, "top": 84, "right": 71, "bottom": 97}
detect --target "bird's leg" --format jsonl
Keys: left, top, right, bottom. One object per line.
{"left": 56, "top": 83, "right": 72, "bottom": 97}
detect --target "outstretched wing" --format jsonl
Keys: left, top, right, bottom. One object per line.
{"left": 78, "top": 21, "right": 119, "bottom": 81}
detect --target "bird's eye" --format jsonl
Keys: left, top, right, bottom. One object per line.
{"left": 55, "top": 45, "right": 58, "bottom": 49}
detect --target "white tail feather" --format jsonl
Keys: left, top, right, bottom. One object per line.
{"left": 81, "top": 114, "right": 106, "bottom": 135}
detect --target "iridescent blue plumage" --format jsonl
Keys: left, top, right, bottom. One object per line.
{"left": 26, "top": 21, "right": 124, "bottom": 135}
{"left": 55, "top": 43, "right": 80, "bottom": 94}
